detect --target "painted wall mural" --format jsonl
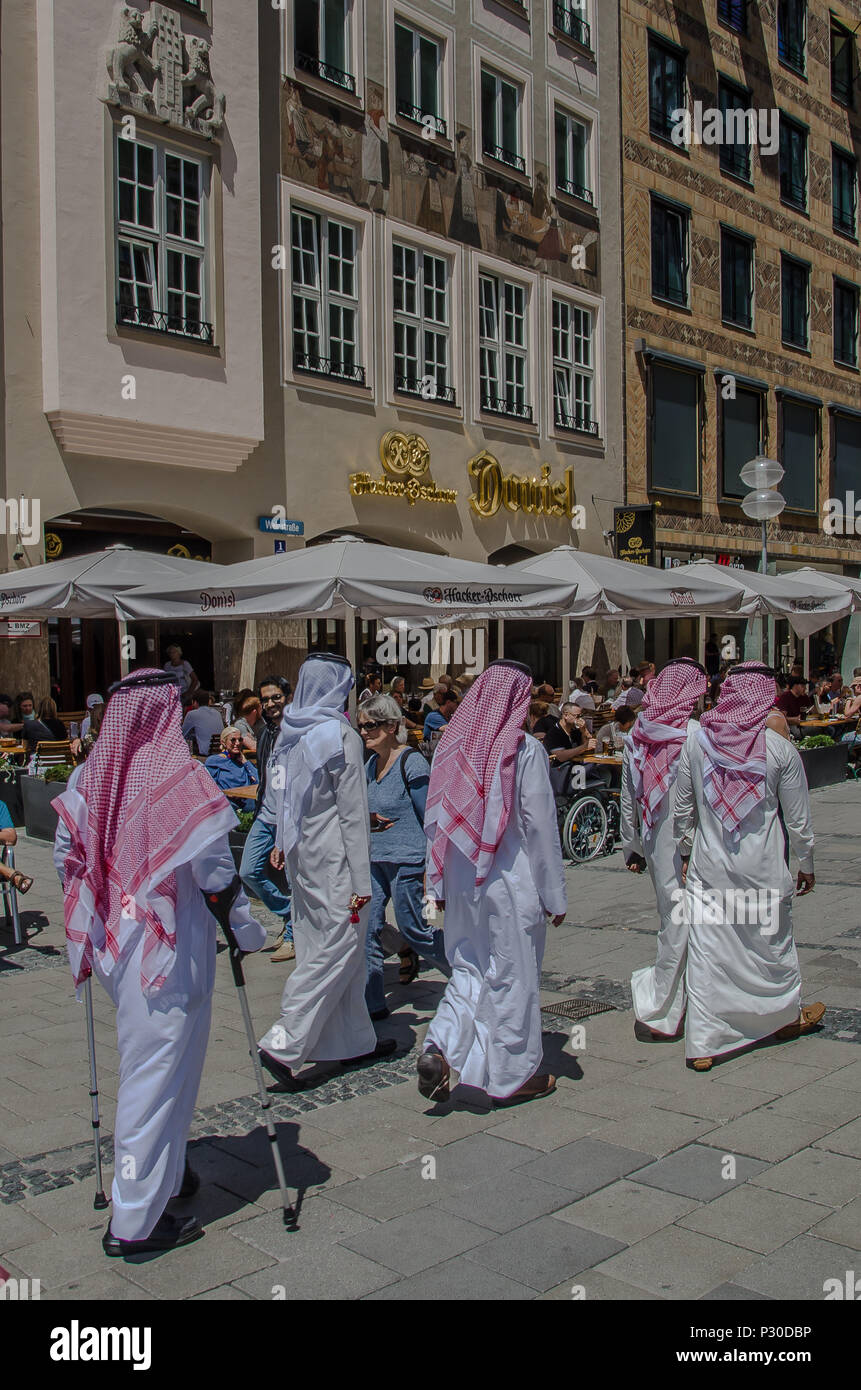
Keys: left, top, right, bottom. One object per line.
{"left": 283, "top": 80, "right": 599, "bottom": 282}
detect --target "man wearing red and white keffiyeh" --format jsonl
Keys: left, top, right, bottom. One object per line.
{"left": 622, "top": 659, "right": 707, "bottom": 1041}
{"left": 417, "top": 660, "right": 567, "bottom": 1108}
{"left": 53, "top": 671, "right": 265, "bottom": 1257}
{"left": 673, "top": 663, "right": 823, "bottom": 1070}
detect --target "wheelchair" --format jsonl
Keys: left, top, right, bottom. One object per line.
{"left": 553, "top": 769, "right": 621, "bottom": 865}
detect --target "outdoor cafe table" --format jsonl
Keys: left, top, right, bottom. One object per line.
{"left": 799, "top": 717, "right": 855, "bottom": 732}
{"left": 224, "top": 785, "right": 260, "bottom": 801}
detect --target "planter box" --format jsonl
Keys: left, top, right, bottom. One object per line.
{"left": 20, "top": 774, "right": 62, "bottom": 840}
{"left": 799, "top": 741, "right": 849, "bottom": 789}
{"left": 0, "top": 770, "right": 24, "bottom": 827}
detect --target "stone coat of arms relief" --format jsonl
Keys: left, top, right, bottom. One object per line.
{"left": 105, "top": 3, "right": 226, "bottom": 141}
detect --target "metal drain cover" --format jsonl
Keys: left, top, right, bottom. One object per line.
{"left": 541, "top": 998, "right": 616, "bottom": 1021}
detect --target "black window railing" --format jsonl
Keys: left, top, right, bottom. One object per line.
{"left": 555, "top": 410, "right": 599, "bottom": 435}
{"left": 780, "top": 171, "right": 806, "bottom": 207}
{"left": 481, "top": 394, "right": 533, "bottom": 422}
{"left": 832, "top": 71, "right": 854, "bottom": 107}
{"left": 834, "top": 200, "right": 857, "bottom": 235}
{"left": 483, "top": 142, "right": 526, "bottom": 174}
{"left": 394, "top": 376, "right": 457, "bottom": 405}
{"left": 294, "top": 351, "right": 366, "bottom": 385}
{"left": 116, "top": 301, "right": 214, "bottom": 344}
{"left": 552, "top": 1, "right": 591, "bottom": 50}
{"left": 295, "top": 51, "right": 357, "bottom": 95}
{"left": 396, "top": 101, "right": 447, "bottom": 138}
{"left": 557, "top": 177, "right": 594, "bottom": 204}
{"left": 717, "top": 0, "right": 746, "bottom": 33}
{"left": 650, "top": 108, "right": 682, "bottom": 142}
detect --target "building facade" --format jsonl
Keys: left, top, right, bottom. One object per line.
{"left": 273, "top": 0, "right": 625, "bottom": 682}
{"left": 622, "top": 0, "right": 861, "bottom": 673}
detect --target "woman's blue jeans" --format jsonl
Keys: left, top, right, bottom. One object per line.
{"left": 364, "top": 860, "right": 450, "bottom": 1014}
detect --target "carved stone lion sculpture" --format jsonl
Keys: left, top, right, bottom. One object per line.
{"left": 182, "top": 37, "right": 226, "bottom": 138}
{"left": 106, "top": 6, "right": 160, "bottom": 109}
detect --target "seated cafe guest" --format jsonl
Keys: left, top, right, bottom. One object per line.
{"left": 424, "top": 689, "right": 458, "bottom": 740}
{"left": 234, "top": 695, "right": 263, "bottom": 752}
{"left": 774, "top": 676, "right": 812, "bottom": 731}
{"left": 37, "top": 698, "right": 68, "bottom": 741}
{"left": 594, "top": 702, "right": 638, "bottom": 753}
{"left": 544, "top": 703, "right": 595, "bottom": 775}
{"left": 181, "top": 690, "right": 225, "bottom": 754}
{"left": 205, "top": 728, "right": 259, "bottom": 792}
{"left": 13, "top": 692, "right": 55, "bottom": 746}
{"left": 529, "top": 700, "right": 555, "bottom": 740}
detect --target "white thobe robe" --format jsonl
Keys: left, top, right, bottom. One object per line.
{"left": 622, "top": 720, "right": 696, "bottom": 1036}
{"left": 425, "top": 736, "right": 567, "bottom": 1100}
{"left": 258, "top": 723, "right": 376, "bottom": 1068}
{"left": 54, "top": 767, "right": 265, "bottom": 1241}
{"left": 673, "top": 726, "right": 814, "bottom": 1060}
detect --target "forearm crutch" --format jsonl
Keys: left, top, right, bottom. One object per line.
{"left": 83, "top": 975, "right": 110, "bottom": 1210}
{"left": 203, "top": 881, "right": 297, "bottom": 1229}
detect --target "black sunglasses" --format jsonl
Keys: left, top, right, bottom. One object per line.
{"left": 358, "top": 719, "right": 391, "bottom": 731}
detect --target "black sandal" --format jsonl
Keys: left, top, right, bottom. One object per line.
{"left": 399, "top": 949, "right": 420, "bottom": 984}
{"left": 10, "top": 872, "right": 33, "bottom": 894}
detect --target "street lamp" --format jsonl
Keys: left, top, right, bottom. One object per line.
{"left": 740, "top": 456, "right": 786, "bottom": 662}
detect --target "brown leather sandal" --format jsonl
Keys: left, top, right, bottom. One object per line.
{"left": 10, "top": 871, "right": 33, "bottom": 894}
{"left": 493, "top": 1073, "right": 557, "bottom": 1107}
{"left": 691, "top": 1057, "right": 714, "bottom": 1071}
{"left": 774, "top": 1002, "right": 826, "bottom": 1041}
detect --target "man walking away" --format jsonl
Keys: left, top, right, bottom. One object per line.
{"left": 623, "top": 658, "right": 707, "bottom": 1040}
{"left": 53, "top": 670, "right": 265, "bottom": 1257}
{"left": 673, "top": 662, "right": 823, "bottom": 1071}
{"left": 418, "top": 661, "right": 566, "bottom": 1107}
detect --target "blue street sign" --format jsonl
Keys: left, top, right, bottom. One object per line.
{"left": 274, "top": 539, "right": 287, "bottom": 553}
{"left": 259, "top": 516, "right": 304, "bottom": 536}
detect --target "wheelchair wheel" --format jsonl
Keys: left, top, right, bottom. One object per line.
{"left": 562, "top": 795, "right": 608, "bottom": 863}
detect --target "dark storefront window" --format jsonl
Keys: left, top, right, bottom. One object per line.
{"left": 833, "top": 410, "right": 861, "bottom": 500}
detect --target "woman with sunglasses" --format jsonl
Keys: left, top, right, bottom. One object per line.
{"left": 204, "top": 727, "right": 259, "bottom": 793}
{"left": 357, "top": 694, "right": 450, "bottom": 1019}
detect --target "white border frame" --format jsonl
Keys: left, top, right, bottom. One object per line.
{"left": 280, "top": 180, "right": 375, "bottom": 396}
{"left": 282, "top": 0, "right": 366, "bottom": 111}
{"left": 383, "top": 219, "right": 465, "bottom": 417}
{"left": 471, "top": 42, "right": 534, "bottom": 182}
{"left": 545, "top": 81, "right": 600, "bottom": 216}
{"left": 545, "top": 279, "right": 605, "bottom": 445}
{"left": 386, "top": 1, "right": 456, "bottom": 151}
{"left": 470, "top": 249, "right": 540, "bottom": 429}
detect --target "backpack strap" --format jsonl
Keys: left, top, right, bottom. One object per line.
{"left": 400, "top": 749, "right": 429, "bottom": 827}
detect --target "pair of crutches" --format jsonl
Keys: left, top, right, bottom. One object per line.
{"left": 81, "top": 878, "right": 297, "bottom": 1227}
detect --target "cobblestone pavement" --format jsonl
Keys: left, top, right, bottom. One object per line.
{"left": 1, "top": 782, "right": 860, "bottom": 1301}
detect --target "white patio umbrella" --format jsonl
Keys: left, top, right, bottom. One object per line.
{"left": 0, "top": 546, "right": 221, "bottom": 621}
{"left": 669, "top": 561, "right": 856, "bottom": 637}
{"left": 115, "top": 536, "right": 580, "bottom": 626}
{"left": 511, "top": 546, "right": 754, "bottom": 618}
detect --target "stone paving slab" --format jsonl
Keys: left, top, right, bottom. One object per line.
{"left": 361, "top": 1253, "right": 534, "bottom": 1301}
{"left": 515, "top": 1137, "right": 656, "bottom": 1195}
{"left": 813, "top": 1116, "right": 861, "bottom": 1158}
{"left": 811, "top": 1195, "right": 861, "bottom": 1250}
{"left": 594, "top": 1226, "right": 759, "bottom": 1300}
{"left": 339, "top": 1206, "right": 495, "bottom": 1277}
{"left": 464, "top": 1216, "right": 626, "bottom": 1293}
{"left": 749, "top": 1148, "right": 861, "bottom": 1207}
{"left": 632, "top": 1144, "right": 768, "bottom": 1201}
{"left": 702, "top": 1109, "right": 831, "bottom": 1163}
{"left": 551, "top": 1179, "right": 701, "bottom": 1244}
{"left": 435, "top": 1171, "right": 575, "bottom": 1233}
{"left": 539, "top": 1270, "right": 666, "bottom": 1300}
{"left": 234, "top": 1246, "right": 400, "bottom": 1301}
{"left": 676, "top": 1183, "right": 834, "bottom": 1254}
{"left": 731, "top": 1233, "right": 861, "bottom": 1300}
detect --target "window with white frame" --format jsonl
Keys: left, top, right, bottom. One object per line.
{"left": 552, "top": 298, "right": 598, "bottom": 435}
{"left": 554, "top": 106, "right": 593, "bottom": 204}
{"left": 394, "top": 20, "right": 446, "bottom": 136}
{"left": 480, "top": 66, "right": 525, "bottom": 174}
{"left": 392, "top": 243, "right": 455, "bottom": 404}
{"left": 479, "top": 273, "right": 531, "bottom": 421}
{"left": 115, "top": 135, "right": 211, "bottom": 343}
{"left": 291, "top": 207, "right": 365, "bottom": 384}
{"left": 295, "top": 0, "right": 355, "bottom": 94}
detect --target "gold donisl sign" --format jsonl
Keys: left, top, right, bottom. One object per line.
{"left": 467, "top": 450, "right": 578, "bottom": 520}
{"left": 349, "top": 432, "right": 458, "bottom": 506}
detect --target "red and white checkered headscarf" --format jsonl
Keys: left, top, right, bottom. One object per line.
{"left": 697, "top": 662, "right": 777, "bottom": 836}
{"left": 52, "top": 670, "right": 235, "bottom": 997}
{"left": 425, "top": 660, "right": 533, "bottom": 897}
{"left": 628, "top": 660, "right": 707, "bottom": 834}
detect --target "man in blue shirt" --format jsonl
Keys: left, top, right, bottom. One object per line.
{"left": 423, "top": 689, "right": 458, "bottom": 741}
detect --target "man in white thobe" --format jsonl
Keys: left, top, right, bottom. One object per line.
{"left": 673, "top": 662, "right": 823, "bottom": 1069}
{"left": 53, "top": 670, "right": 265, "bottom": 1257}
{"left": 419, "top": 660, "right": 567, "bottom": 1106}
{"left": 623, "top": 658, "right": 708, "bottom": 1039}
{"left": 258, "top": 654, "right": 396, "bottom": 1086}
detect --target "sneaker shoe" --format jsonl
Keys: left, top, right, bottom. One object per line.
{"left": 270, "top": 938, "right": 296, "bottom": 962}
{"left": 103, "top": 1213, "right": 203, "bottom": 1258}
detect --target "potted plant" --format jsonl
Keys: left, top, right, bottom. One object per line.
{"left": 797, "top": 734, "right": 849, "bottom": 789}
{"left": 228, "top": 808, "right": 255, "bottom": 871}
{"left": 0, "top": 751, "right": 23, "bottom": 827}
{"left": 21, "top": 763, "right": 75, "bottom": 841}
